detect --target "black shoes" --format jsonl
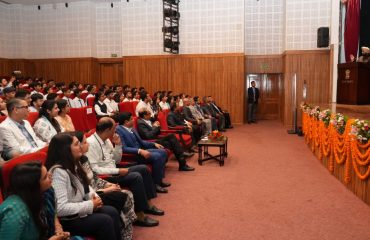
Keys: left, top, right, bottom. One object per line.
{"left": 144, "top": 205, "right": 165, "bottom": 216}
{"left": 159, "top": 181, "right": 171, "bottom": 188}
{"left": 183, "top": 151, "right": 195, "bottom": 157}
{"left": 179, "top": 164, "right": 195, "bottom": 171}
{"left": 134, "top": 216, "right": 159, "bottom": 227}
{"left": 156, "top": 184, "right": 168, "bottom": 193}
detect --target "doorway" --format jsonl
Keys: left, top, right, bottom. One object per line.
{"left": 246, "top": 74, "right": 284, "bottom": 121}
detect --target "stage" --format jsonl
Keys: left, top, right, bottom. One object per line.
{"left": 315, "top": 103, "right": 370, "bottom": 120}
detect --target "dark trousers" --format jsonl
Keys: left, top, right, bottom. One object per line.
{"left": 210, "top": 117, "right": 218, "bottom": 131}
{"left": 155, "top": 133, "right": 186, "bottom": 166}
{"left": 223, "top": 112, "right": 232, "bottom": 127}
{"left": 136, "top": 148, "right": 167, "bottom": 184}
{"left": 106, "top": 165, "right": 156, "bottom": 212}
{"left": 60, "top": 205, "right": 120, "bottom": 240}
{"left": 248, "top": 102, "right": 257, "bottom": 122}
{"left": 216, "top": 114, "right": 225, "bottom": 130}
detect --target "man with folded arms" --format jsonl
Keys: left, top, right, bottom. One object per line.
{"left": 0, "top": 98, "right": 46, "bottom": 160}
{"left": 137, "top": 108, "right": 195, "bottom": 171}
{"left": 86, "top": 117, "right": 163, "bottom": 227}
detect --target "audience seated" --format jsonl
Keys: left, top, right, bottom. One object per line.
{"left": 15, "top": 89, "right": 31, "bottom": 108}
{"left": 188, "top": 97, "right": 212, "bottom": 135}
{"left": 104, "top": 89, "right": 119, "bottom": 114}
{"left": 73, "top": 131, "right": 136, "bottom": 237}
{"left": 0, "top": 161, "right": 71, "bottom": 239}
{"left": 135, "top": 91, "right": 155, "bottom": 119}
{"left": 137, "top": 108, "right": 195, "bottom": 171}
{"left": 30, "top": 82, "right": 44, "bottom": 97}
{"left": 29, "top": 93, "right": 44, "bottom": 112}
{"left": 167, "top": 103, "right": 201, "bottom": 149}
{"left": 70, "top": 89, "right": 86, "bottom": 108}
{"left": 0, "top": 97, "right": 8, "bottom": 116}
{"left": 158, "top": 95, "right": 170, "bottom": 111}
{"left": 33, "top": 100, "right": 63, "bottom": 143}
{"left": 202, "top": 96, "right": 226, "bottom": 131}
{"left": 46, "top": 133, "right": 121, "bottom": 240}
{"left": 115, "top": 112, "right": 170, "bottom": 193}
{"left": 0, "top": 98, "right": 46, "bottom": 160}
{"left": 182, "top": 98, "right": 206, "bottom": 137}
{"left": 194, "top": 96, "right": 217, "bottom": 130}
{"left": 94, "top": 91, "right": 113, "bottom": 118}
{"left": 123, "top": 90, "right": 133, "bottom": 102}
{"left": 55, "top": 99, "right": 75, "bottom": 132}
{"left": 209, "top": 96, "right": 233, "bottom": 129}
{"left": 85, "top": 117, "right": 162, "bottom": 227}
{"left": 3, "top": 86, "right": 16, "bottom": 102}
{"left": 46, "top": 93, "right": 59, "bottom": 101}
{"left": 61, "top": 87, "right": 74, "bottom": 107}
{"left": 0, "top": 78, "right": 234, "bottom": 236}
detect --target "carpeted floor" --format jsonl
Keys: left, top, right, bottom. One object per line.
{"left": 133, "top": 120, "right": 370, "bottom": 240}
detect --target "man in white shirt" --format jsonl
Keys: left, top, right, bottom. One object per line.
{"left": 103, "top": 89, "right": 119, "bottom": 114}
{"left": 0, "top": 98, "right": 46, "bottom": 160}
{"left": 85, "top": 117, "right": 162, "bottom": 227}
{"left": 135, "top": 91, "right": 154, "bottom": 118}
{"left": 30, "top": 82, "right": 44, "bottom": 97}
{"left": 62, "top": 88, "right": 74, "bottom": 107}
{"left": 70, "top": 89, "right": 86, "bottom": 108}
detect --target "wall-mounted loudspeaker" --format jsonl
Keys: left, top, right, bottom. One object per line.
{"left": 317, "top": 27, "right": 329, "bottom": 48}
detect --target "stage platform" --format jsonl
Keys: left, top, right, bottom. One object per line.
{"left": 315, "top": 103, "right": 370, "bottom": 120}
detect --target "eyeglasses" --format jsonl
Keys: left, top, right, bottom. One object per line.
{"left": 16, "top": 106, "right": 29, "bottom": 109}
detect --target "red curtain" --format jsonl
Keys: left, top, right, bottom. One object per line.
{"left": 344, "top": 0, "right": 361, "bottom": 62}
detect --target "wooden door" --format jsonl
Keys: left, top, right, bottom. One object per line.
{"left": 246, "top": 74, "right": 282, "bottom": 120}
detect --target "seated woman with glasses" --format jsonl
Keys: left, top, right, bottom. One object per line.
{"left": 45, "top": 133, "right": 121, "bottom": 240}
{"left": 55, "top": 99, "right": 75, "bottom": 132}
{"left": 0, "top": 161, "right": 70, "bottom": 239}
{"left": 33, "top": 100, "right": 63, "bottom": 143}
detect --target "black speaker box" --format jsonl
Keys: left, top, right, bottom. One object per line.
{"left": 317, "top": 27, "right": 329, "bottom": 48}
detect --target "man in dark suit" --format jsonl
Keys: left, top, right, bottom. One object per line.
{"left": 137, "top": 109, "right": 195, "bottom": 171}
{"left": 247, "top": 81, "right": 259, "bottom": 124}
{"left": 202, "top": 96, "right": 226, "bottom": 131}
{"left": 208, "top": 96, "right": 233, "bottom": 129}
{"left": 115, "top": 112, "right": 170, "bottom": 193}
{"left": 167, "top": 103, "right": 200, "bottom": 150}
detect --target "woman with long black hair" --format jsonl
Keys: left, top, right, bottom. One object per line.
{"left": 73, "top": 131, "right": 136, "bottom": 240}
{"left": 0, "top": 161, "right": 70, "bottom": 240}
{"left": 33, "top": 100, "right": 62, "bottom": 143}
{"left": 45, "top": 133, "right": 121, "bottom": 240}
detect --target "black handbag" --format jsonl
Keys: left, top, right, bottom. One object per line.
{"left": 96, "top": 190, "right": 127, "bottom": 213}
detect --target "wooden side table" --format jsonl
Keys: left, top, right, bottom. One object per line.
{"left": 197, "top": 136, "right": 228, "bottom": 166}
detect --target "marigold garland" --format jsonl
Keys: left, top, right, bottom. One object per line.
{"left": 302, "top": 112, "right": 370, "bottom": 182}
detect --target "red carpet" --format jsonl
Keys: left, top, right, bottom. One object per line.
{"left": 133, "top": 121, "right": 370, "bottom": 240}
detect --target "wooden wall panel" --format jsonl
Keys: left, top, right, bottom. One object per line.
{"left": 283, "top": 50, "right": 331, "bottom": 128}
{"left": 0, "top": 58, "right": 34, "bottom": 77}
{"left": 246, "top": 55, "right": 283, "bottom": 73}
{"left": 123, "top": 54, "right": 245, "bottom": 124}
{"left": 123, "top": 56, "right": 168, "bottom": 93}
{"left": 31, "top": 58, "right": 98, "bottom": 84}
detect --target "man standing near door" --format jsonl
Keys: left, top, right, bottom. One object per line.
{"left": 247, "top": 81, "right": 259, "bottom": 124}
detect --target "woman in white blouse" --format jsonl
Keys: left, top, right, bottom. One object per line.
{"left": 33, "top": 100, "right": 63, "bottom": 143}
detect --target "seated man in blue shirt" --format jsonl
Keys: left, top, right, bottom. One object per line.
{"left": 115, "top": 112, "right": 170, "bottom": 193}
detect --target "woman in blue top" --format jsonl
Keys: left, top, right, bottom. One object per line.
{"left": 0, "top": 161, "right": 70, "bottom": 240}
